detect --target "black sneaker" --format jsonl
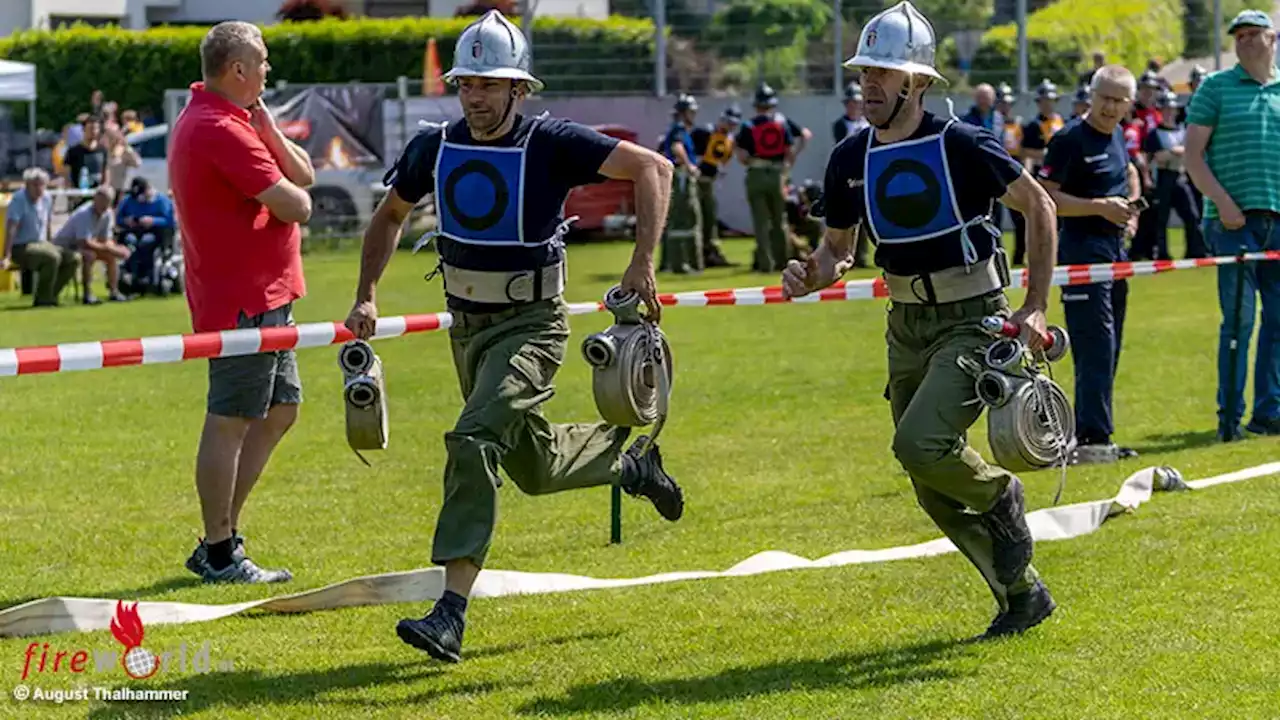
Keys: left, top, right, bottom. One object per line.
{"left": 981, "top": 580, "right": 1057, "bottom": 640}
{"left": 396, "top": 606, "right": 464, "bottom": 663}
{"left": 184, "top": 533, "right": 247, "bottom": 577}
{"left": 620, "top": 436, "right": 684, "bottom": 521}
{"left": 980, "top": 477, "right": 1034, "bottom": 587}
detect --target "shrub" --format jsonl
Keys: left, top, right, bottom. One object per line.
{"left": 967, "top": 0, "right": 1183, "bottom": 89}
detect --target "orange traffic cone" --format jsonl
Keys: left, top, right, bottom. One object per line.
{"left": 423, "top": 37, "right": 444, "bottom": 96}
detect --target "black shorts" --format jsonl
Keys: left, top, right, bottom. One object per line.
{"left": 207, "top": 304, "right": 303, "bottom": 418}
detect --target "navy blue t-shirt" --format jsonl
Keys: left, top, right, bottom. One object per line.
{"left": 1038, "top": 117, "right": 1131, "bottom": 246}
{"left": 387, "top": 113, "right": 619, "bottom": 312}
{"left": 822, "top": 111, "right": 1023, "bottom": 276}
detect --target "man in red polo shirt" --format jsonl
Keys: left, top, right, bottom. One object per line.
{"left": 169, "top": 20, "right": 315, "bottom": 584}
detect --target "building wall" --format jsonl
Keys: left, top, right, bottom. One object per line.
{"left": 0, "top": 4, "right": 33, "bottom": 39}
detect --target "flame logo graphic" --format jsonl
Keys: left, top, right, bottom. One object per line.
{"left": 110, "top": 601, "right": 161, "bottom": 680}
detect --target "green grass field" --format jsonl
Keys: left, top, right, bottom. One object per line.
{"left": 2, "top": 233, "right": 1279, "bottom": 719}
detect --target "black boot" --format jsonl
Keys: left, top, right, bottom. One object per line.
{"left": 396, "top": 601, "right": 465, "bottom": 663}
{"left": 981, "top": 477, "right": 1034, "bottom": 586}
{"left": 981, "top": 580, "right": 1057, "bottom": 639}
{"left": 620, "top": 436, "right": 684, "bottom": 521}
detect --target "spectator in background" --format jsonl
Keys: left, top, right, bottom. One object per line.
{"left": 121, "top": 109, "right": 144, "bottom": 135}
{"left": 64, "top": 116, "right": 107, "bottom": 191}
{"left": 55, "top": 185, "right": 131, "bottom": 305}
{"left": 689, "top": 104, "right": 740, "bottom": 268}
{"left": 1070, "top": 86, "right": 1091, "bottom": 119}
{"left": 1018, "top": 79, "right": 1067, "bottom": 266}
{"left": 657, "top": 93, "right": 702, "bottom": 275}
{"left": 1141, "top": 91, "right": 1206, "bottom": 260}
{"left": 104, "top": 127, "right": 141, "bottom": 196}
{"left": 735, "top": 82, "right": 797, "bottom": 273}
{"left": 1178, "top": 65, "right": 1208, "bottom": 213}
{"left": 1184, "top": 9, "right": 1280, "bottom": 442}
{"left": 832, "top": 81, "right": 869, "bottom": 143}
{"left": 1037, "top": 65, "right": 1142, "bottom": 464}
{"left": 170, "top": 20, "right": 315, "bottom": 584}
{"left": 830, "top": 82, "right": 872, "bottom": 267}
{"left": 1134, "top": 71, "right": 1164, "bottom": 134}
{"left": 64, "top": 112, "right": 88, "bottom": 149}
{"left": 1078, "top": 51, "right": 1107, "bottom": 88}
{"left": 0, "top": 168, "right": 79, "bottom": 307}
{"left": 996, "top": 83, "right": 1026, "bottom": 262}
{"left": 961, "top": 83, "right": 1001, "bottom": 131}
{"left": 101, "top": 101, "right": 121, "bottom": 136}
{"left": 117, "top": 176, "right": 176, "bottom": 294}
{"left": 90, "top": 89, "right": 104, "bottom": 117}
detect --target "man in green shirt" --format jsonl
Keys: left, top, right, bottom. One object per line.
{"left": 1184, "top": 8, "right": 1280, "bottom": 442}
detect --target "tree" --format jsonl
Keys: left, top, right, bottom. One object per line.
{"left": 710, "top": 0, "right": 832, "bottom": 60}
{"left": 900, "top": 0, "right": 994, "bottom": 37}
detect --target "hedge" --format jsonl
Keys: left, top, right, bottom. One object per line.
{"left": 0, "top": 15, "right": 657, "bottom": 130}
{"left": 967, "top": 0, "right": 1184, "bottom": 90}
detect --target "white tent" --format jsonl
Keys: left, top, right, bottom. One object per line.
{"left": 0, "top": 60, "right": 37, "bottom": 172}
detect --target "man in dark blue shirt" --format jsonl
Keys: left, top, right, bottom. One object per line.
{"left": 1037, "top": 65, "right": 1142, "bottom": 465}
{"left": 343, "top": 10, "right": 685, "bottom": 664}
{"left": 782, "top": 0, "right": 1061, "bottom": 641}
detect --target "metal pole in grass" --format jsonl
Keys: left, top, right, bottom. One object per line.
{"left": 1226, "top": 252, "right": 1248, "bottom": 438}
{"left": 611, "top": 484, "right": 622, "bottom": 543}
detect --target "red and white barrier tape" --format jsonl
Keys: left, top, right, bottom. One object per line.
{"left": 3, "top": 252, "right": 1277, "bottom": 377}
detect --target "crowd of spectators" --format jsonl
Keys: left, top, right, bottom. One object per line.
{"left": 3, "top": 89, "right": 179, "bottom": 307}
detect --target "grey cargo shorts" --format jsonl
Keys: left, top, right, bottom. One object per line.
{"left": 207, "top": 303, "right": 303, "bottom": 419}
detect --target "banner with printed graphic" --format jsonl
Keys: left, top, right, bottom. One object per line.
{"left": 268, "top": 85, "right": 387, "bottom": 169}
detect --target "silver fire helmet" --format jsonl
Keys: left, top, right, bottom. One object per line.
{"left": 444, "top": 10, "right": 544, "bottom": 93}
{"left": 844, "top": 1, "right": 945, "bottom": 83}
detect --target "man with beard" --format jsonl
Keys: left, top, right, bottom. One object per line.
{"left": 781, "top": 0, "right": 1061, "bottom": 639}
{"left": 344, "top": 9, "right": 685, "bottom": 663}
{"left": 1037, "top": 65, "right": 1142, "bottom": 465}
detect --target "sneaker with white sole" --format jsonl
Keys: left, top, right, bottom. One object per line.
{"left": 1070, "top": 443, "right": 1120, "bottom": 465}
{"left": 200, "top": 556, "right": 293, "bottom": 584}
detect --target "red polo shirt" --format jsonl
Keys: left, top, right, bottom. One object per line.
{"left": 169, "top": 82, "right": 305, "bottom": 333}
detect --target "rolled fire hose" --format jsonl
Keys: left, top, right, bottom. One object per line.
{"left": 339, "top": 339, "right": 389, "bottom": 467}
{"left": 581, "top": 285, "right": 673, "bottom": 453}
{"left": 963, "top": 318, "right": 1076, "bottom": 504}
